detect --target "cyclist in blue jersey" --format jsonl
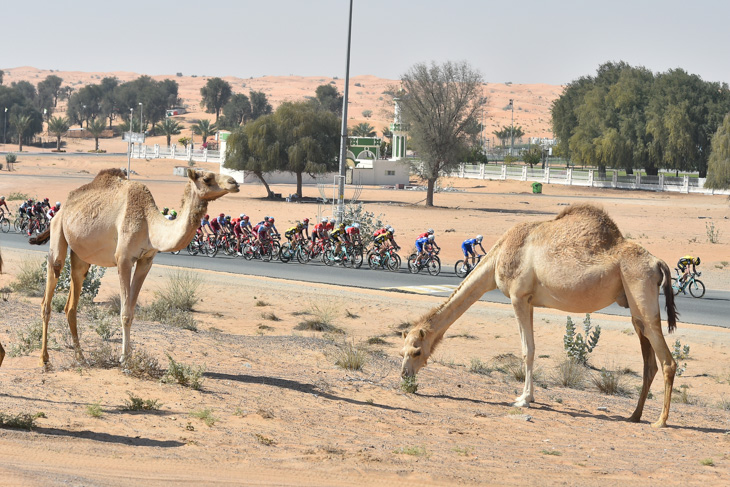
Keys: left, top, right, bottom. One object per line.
{"left": 461, "top": 235, "right": 486, "bottom": 270}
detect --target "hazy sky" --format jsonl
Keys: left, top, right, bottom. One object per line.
{"left": 4, "top": 0, "right": 730, "bottom": 85}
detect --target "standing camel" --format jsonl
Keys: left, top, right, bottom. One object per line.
{"left": 400, "top": 204, "right": 678, "bottom": 427}
{"left": 29, "top": 168, "right": 239, "bottom": 365}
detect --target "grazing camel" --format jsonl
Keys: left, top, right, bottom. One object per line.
{"left": 29, "top": 168, "right": 239, "bottom": 365}
{"left": 401, "top": 204, "right": 679, "bottom": 428}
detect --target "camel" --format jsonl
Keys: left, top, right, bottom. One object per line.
{"left": 401, "top": 204, "right": 679, "bottom": 428}
{"left": 29, "top": 168, "right": 239, "bottom": 366}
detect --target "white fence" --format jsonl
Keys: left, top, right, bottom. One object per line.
{"left": 131, "top": 144, "right": 222, "bottom": 164}
{"left": 455, "top": 163, "right": 729, "bottom": 195}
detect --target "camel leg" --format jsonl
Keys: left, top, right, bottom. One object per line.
{"left": 118, "top": 256, "right": 155, "bottom": 361}
{"left": 117, "top": 258, "right": 134, "bottom": 362}
{"left": 642, "top": 323, "right": 675, "bottom": 428}
{"left": 0, "top": 340, "right": 5, "bottom": 368}
{"left": 628, "top": 318, "right": 658, "bottom": 423}
{"left": 512, "top": 297, "right": 535, "bottom": 407}
{"left": 65, "top": 250, "right": 91, "bottom": 362}
{"left": 40, "top": 233, "right": 68, "bottom": 366}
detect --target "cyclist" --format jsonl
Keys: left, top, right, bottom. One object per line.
{"left": 18, "top": 199, "right": 33, "bottom": 219}
{"left": 285, "top": 221, "right": 305, "bottom": 245}
{"left": 677, "top": 255, "right": 700, "bottom": 286}
{"left": 417, "top": 228, "right": 435, "bottom": 240}
{"left": 268, "top": 216, "right": 280, "bottom": 237}
{"left": 166, "top": 210, "right": 177, "bottom": 221}
{"left": 41, "top": 198, "right": 52, "bottom": 210}
{"left": 239, "top": 214, "right": 253, "bottom": 237}
{"left": 257, "top": 220, "right": 273, "bottom": 251}
{"left": 300, "top": 217, "right": 311, "bottom": 240}
{"left": 345, "top": 222, "right": 361, "bottom": 246}
{"left": 46, "top": 202, "right": 61, "bottom": 221}
{"left": 415, "top": 234, "right": 439, "bottom": 265}
{"left": 200, "top": 214, "right": 213, "bottom": 236}
{"left": 329, "top": 222, "right": 347, "bottom": 259}
{"left": 224, "top": 215, "right": 234, "bottom": 233}
{"left": 313, "top": 217, "right": 328, "bottom": 244}
{"left": 0, "top": 196, "right": 10, "bottom": 220}
{"left": 161, "top": 207, "right": 170, "bottom": 217}
{"left": 461, "top": 235, "right": 486, "bottom": 271}
{"left": 374, "top": 229, "right": 400, "bottom": 258}
{"left": 209, "top": 213, "right": 225, "bottom": 236}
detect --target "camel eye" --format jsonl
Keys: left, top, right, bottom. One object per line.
{"left": 412, "top": 350, "right": 421, "bottom": 357}
{"left": 203, "top": 175, "right": 213, "bottom": 184}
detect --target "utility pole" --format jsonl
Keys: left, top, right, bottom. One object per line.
{"left": 335, "top": 0, "right": 354, "bottom": 225}
{"left": 509, "top": 98, "right": 514, "bottom": 157}
{"left": 127, "top": 107, "right": 133, "bottom": 180}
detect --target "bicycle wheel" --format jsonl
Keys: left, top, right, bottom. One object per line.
{"left": 187, "top": 239, "right": 200, "bottom": 256}
{"left": 14, "top": 218, "right": 21, "bottom": 232}
{"left": 368, "top": 253, "right": 381, "bottom": 270}
{"left": 271, "top": 241, "right": 281, "bottom": 261}
{"left": 297, "top": 246, "right": 310, "bottom": 264}
{"left": 279, "top": 242, "right": 293, "bottom": 263}
{"left": 352, "top": 250, "right": 363, "bottom": 269}
{"left": 387, "top": 253, "right": 401, "bottom": 272}
{"left": 670, "top": 278, "right": 681, "bottom": 296}
{"left": 242, "top": 244, "right": 255, "bottom": 260}
{"left": 261, "top": 244, "right": 273, "bottom": 262}
{"left": 0, "top": 218, "right": 9, "bottom": 233}
{"left": 206, "top": 239, "right": 218, "bottom": 257}
{"left": 455, "top": 260, "right": 469, "bottom": 278}
{"left": 407, "top": 254, "right": 420, "bottom": 274}
{"left": 427, "top": 256, "right": 441, "bottom": 276}
{"left": 689, "top": 279, "right": 705, "bottom": 298}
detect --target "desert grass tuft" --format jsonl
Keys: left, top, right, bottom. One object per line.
{"left": 468, "top": 358, "right": 493, "bottom": 375}
{"left": 86, "top": 401, "right": 104, "bottom": 418}
{"left": 393, "top": 445, "right": 428, "bottom": 457}
{"left": 334, "top": 340, "right": 367, "bottom": 371}
{"left": 261, "top": 312, "right": 281, "bottom": 322}
{"left": 400, "top": 375, "right": 418, "bottom": 394}
{"left": 553, "top": 359, "right": 587, "bottom": 389}
{"left": 190, "top": 408, "right": 218, "bottom": 427}
{"left": 121, "top": 392, "right": 162, "bottom": 411}
{"left": 162, "top": 354, "right": 205, "bottom": 390}
{"left": 0, "top": 412, "right": 44, "bottom": 430}
{"left": 10, "top": 258, "right": 45, "bottom": 297}
{"left": 591, "top": 367, "right": 630, "bottom": 396}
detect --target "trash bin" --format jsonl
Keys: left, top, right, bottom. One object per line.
{"left": 532, "top": 182, "right": 543, "bottom": 194}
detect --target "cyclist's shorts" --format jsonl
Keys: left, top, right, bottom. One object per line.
{"left": 415, "top": 241, "right": 425, "bottom": 252}
{"left": 462, "top": 243, "right": 474, "bottom": 256}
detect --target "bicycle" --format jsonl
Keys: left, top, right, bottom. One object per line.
{"left": 26, "top": 216, "right": 48, "bottom": 236}
{"left": 367, "top": 246, "right": 401, "bottom": 271}
{"left": 454, "top": 254, "right": 484, "bottom": 278}
{"left": 407, "top": 248, "right": 441, "bottom": 276}
{"left": 298, "top": 238, "right": 329, "bottom": 264}
{"left": 671, "top": 269, "right": 705, "bottom": 298}
{"left": 0, "top": 212, "right": 12, "bottom": 233}
{"left": 14, "top": 214, "right": 30, "bottom": 233}
{"left": 324, "top": 240, "right": 364, "bottom": 268}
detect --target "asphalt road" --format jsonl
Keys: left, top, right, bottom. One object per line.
{"left": 2, "top": 230, "right": 727, "bottom": 328}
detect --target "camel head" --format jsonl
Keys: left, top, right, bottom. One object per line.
{"left": 187, "top": 169, "right": 239, "bottom": 200}
{"left": 400, "top": 326, "right": 432, "bottom": 378}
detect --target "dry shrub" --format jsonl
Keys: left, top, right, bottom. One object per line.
{"left": 553, "top": 359, "right": 587, "bottom": 389}
{"left": 10, "top": 258, "right": 45, "bottom": 297}
{"left": 334, "top": 341, "right": 367, "bottom": 371}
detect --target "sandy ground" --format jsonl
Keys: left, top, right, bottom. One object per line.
{"left": 0, "top": 152, "right": 729, "bottom": 485}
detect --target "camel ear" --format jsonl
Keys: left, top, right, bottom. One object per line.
{"left": 419, "top": 329, "right": 426, "bottom": 339}
{"left": 402, "top": 331, "right": 408, "bottom": 339}
{"left": 186, "top": 168, "right": 198, "bottom": 180}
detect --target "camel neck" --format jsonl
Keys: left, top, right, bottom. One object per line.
{"left": 149, "top": 182, "right": 207, "bottom": 252}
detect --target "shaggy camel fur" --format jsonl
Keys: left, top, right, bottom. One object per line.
{"left": 30, "top": 168, "right": 239, "bottom": 365}
{"left": 401, "top": 204, "right": 679, "bottom": 428}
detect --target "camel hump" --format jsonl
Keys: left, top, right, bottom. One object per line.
{"left": 94, "top": 168, "right": 128, "bottom": 182}
{"left": 554, "top": 203, "right": 622, "bottom": 238}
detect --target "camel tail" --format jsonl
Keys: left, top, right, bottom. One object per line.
{"left": 29, "top": 228, "right": 51, "bottom": 245}
{"left": 659, "top": 261, "right": 678, "bottom": 334}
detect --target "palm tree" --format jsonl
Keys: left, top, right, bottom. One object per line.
{"left": 155, "top": 118, "right": 182, "bottom": 147}
{"left": 191, "top": 119, "right": 217, "bottom": 145}
{"left": 350, "top": 122, "right": 376, "bottom": 137}
{"left": 47, "top": 116, "right": 70, "bottom": 151}
{"left": 10, "top": 113, "right": 32, "bottom": 151}
{"left": 86, "top": 118, "right": 106, "bottom": 151}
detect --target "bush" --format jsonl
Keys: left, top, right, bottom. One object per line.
{"left": 42, "top": 256, "right": 106, "bottom": 301}
{"left": 162, "top": 354, "right": 205, "bottom": 390}
{"left": 563, "top": 314, "right": 600, "bottom": 365}
{"left": 138, "top": 300, "right": 197, "bottom": 331}
{"left": 154, "top": 270, "right": 201, "bottom": 311}
{"left": 343, "top": 202, "right": 384, "bottom": 247}
{"left": 334, "top": 341, "right": 367, "bottom": 371}
{"left": 672, "top": 339, "right": 691, "bottom": 376}
{"left": 468, "top": 358, "right": 493, "bottom": 375}
{"left": 11, "top": 258, "right": 45, "bottom": 297}
{"left": 553, "top": 359, "right": 587, "bottom": 389}
{"left": 121, "top": 392, "right": 162, "bottom": 411}
{"left": 8, "top": 320, "right": 51, "bottom": 357}
{"left": 591, "top": 367, "right": 628, "bottom": 396}
{"left": 5, "top": 153, "right": 17, "bottom": 163}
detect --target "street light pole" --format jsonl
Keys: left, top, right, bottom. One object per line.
{"left": 127, "top": 107, "right": 133, "bottom": 180}
{"left": 509, "top": 99, "right": 514, "bottom": 157}
{"left": 3, "top": 107, "right": 7, "bottom": 148}
{"left": 139, "top": 102, "right": 143, "bottom": 155}
{"left": 335, "top": 0, "right": 354, "bottom": 225}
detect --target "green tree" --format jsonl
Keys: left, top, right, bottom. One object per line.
{"left": 37, "top": 74, "right": 63, "bottom": 109}
{"left": 705, "top": 112, "right": 730, "bottom": 190}
{"left": 99, "top": 77, "right": 119, "bottom": 129}
{"left": 350, "top": 122, "right": 376, "bottom": 137}
{"left": 399, "top": 60, "right": 486, "bottom": 206}
{"left": 250, "top": 90, "right": 272, "bottom": 120}
{"left": 191, "top": 119, "right": 217, "bottom": 145}
{"left": 314, "top": 84, "right": 343, "bottom": 115}
{"left": 10, "top": 113, "right": 32, "bottom": 151}
{"left": 67, "top": 84, "right": 102, "bottom": 128}
{"left": 276, "top": 101, "right": 340, "bottom": 197}
{"left": 219, "top": 93, "right": 251, "bottom": 129}
{"left": 224, "top": 117, "right": 280, "bottom": 198}
{"left": 0, "top": 69, "right": 4, "bottom": 85}
{"left": 86, "top": 118, "right": 106, "bottom": 151}
{"left": 200, "top": 77, "right": 232, "bottom": 122}
{"left": 155, "top": 118, "right": 182, "bottom": 147}
{"left": 47, "top": 116, "right": 70, "bottom": 151}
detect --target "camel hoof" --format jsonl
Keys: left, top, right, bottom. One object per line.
{"left": 627, "top": 414, "right": 642, "bottom": 423}
{"left": 651, "top": 420, "right": 667, "bottom": 428}
{"left": 513, "top": 398, "right": 530, "bottom": 408}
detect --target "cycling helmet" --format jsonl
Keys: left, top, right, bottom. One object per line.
{"left": 219, "top": 213, "right": 225, "bottom": 219}
{"left": 353, "top": 222, "right": 360, "bottom": 229}
{"left": 338, "top": 223, "right": 345, "bottom": 230}
{"left": 428, "top": 229, "right": 434, "bottom": 234}
{"left": 162, "top": 207, "right": 169, "bottom": 214}
{"left": 428, "top": 234, "right": 435, "bottom": 241}
{"left": 264, "top": 216, "right": 270, "bottom": 221}
{"left": 242, "top": 215, "right": 249, "bottom": 221}
{"left": 170, "top": 210, "right": 177, "bottom": 217}
{"left": 694, "top": 257, "right": 701, "bottom": 265}
{"left": 269, "top": 217, "right": 275, "bottom": 223}
{"left": 297, "top": 222, "right": 303, "bottom": 229}
{"left": 204, "top": 214, "right": 209, "bottom": 220}
{"left": 225, "top": 215, "right": 231, "bottom": 221}
{"left": 303, "top": 218, "right": 309, "bottom": 224}
{"left": 44, "top": 198, "right": 49, "bottom": 202}
{"left": 476, "top": 235, "right": 483, "bottom": 242}
{"left": 264, "top": 221, "right": 271, "bottom": 227}
{"left": 0, "top": 196, "right": 4, "bottom": 200}
{"left": 321, "top": 217, "right": 328, "bottom": 223}
{"left": 239, "top": 213, "right": 245, "bottom": 219}
{"left": 55, "top": 201, "right": 61, "bottom": 207}
{"left": 28, "top": 199, "right": 33, "bottom": 203}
